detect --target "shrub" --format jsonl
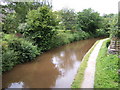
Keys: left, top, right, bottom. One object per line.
{"left": 23, "top": 6, "right": 57, "bottom": 51}
{"left": 49, "top": 31, "right": 73, "bottom": 48}
{"left": 6, "top": 37, "right": 40, "bottom": 63}
{"left": 51, "top": 32, "right": 70, "bottom": 47}
{"left": 2, "top": 33, "right": 40, "bottom": 72}
{"left": 109, "top": 26, "right": 120, "bottom": 38}
{"left": 73, "top": 33, "right": 80, "bottom": 41}
{"left": 2, "top": 48, "right": 18, "bottom": 72}
{"left": 8, "top": 39, "right": 39, "bottom": 63}
{"left": 49, "top": 30, "right": 91, "bottom": 49}
{"left": 96, "top": 29, "right": 109, "bottom": 37}
{"left": 72, "top": 31, "right": 91, "bottom": 41}
{"left": 106, "top": 39, "right": 110, "bottom": 48}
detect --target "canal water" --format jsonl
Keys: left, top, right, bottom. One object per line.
{"left": 2, "top": 38, "right": 100, "bottom": 88}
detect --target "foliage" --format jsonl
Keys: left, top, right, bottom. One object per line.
{"left": 2, "top": 13, "right": 19, "bottom": 33}
{"left": 73, "top": 31, "right": 91, "bottom": 40}
{"left": 3, "top": 34, "right": 39, "bottom": 63}
{"left": 106, "top": 39, "right": 110, "bottom": 48}
{"left": 1, "top": 2, "right": 52, "bottom": 23}
{"left": 1, "top": 33, "right": 39, "bottom": 72}
{"left": 49, "top": 31, "right": 72, "bottom": 48}
{"left": 77, "top": 8, "right": 103, "bottom": 33}
{"left": 24, "top": 5, "right": 57, "bottom": 51}
{"left": 117, "top": 12, "right": 120, "bottom": 38}
{"left": 109, "top": 26, "right": 119, "bottom": 38}
{"left": 103, "top": 14, "right": 119, "bottom": 38}
{"left": 58, "top": 8, "right": 77, "bottom": 31}
{"left": 17, "top": 23, "right": 28, "bottom": 34}
{"left": 94, "top": 40, "right": 118, "bottom": 88}
{"left": 8, "top": 39, "right": 39, "bottom": 63}
{"left": 95, "top": 29, "right": 109, "bottom": 37}
{"left": 1, "top": 2, "right": 52, "bottom": 34}
{"left": 50, "top": 30, "right": 91, "bottom": 49}
{"left": 2, "top": 48, "right": 18, "bottom": 72}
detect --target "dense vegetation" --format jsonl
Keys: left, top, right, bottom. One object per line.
{"left": 94, "top": 40, "right": 118, "bottom": 88}
{"left": 2, "top": 33, "right": 39, "bottom": 72}
{"left": 1, "top": 1, "right": 119, "bottom": 72}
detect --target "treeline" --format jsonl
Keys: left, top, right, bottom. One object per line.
{"left": 0, "top": 1, "right": 119, "bottom": 72}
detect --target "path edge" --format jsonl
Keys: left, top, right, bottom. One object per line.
{"left": 71, "top": 39, "right": 100, "bottom": 88}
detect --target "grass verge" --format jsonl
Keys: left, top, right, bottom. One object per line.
{"left": 71, "top": 40, "right": 100, "bottom": 88}
{"left": 94, "top": 39, "right": 119, "bottom": 88}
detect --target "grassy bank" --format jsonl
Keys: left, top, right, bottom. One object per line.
{"left": 94, "top": 39, "right": 119, "bottom": 88}
{"left": 71, "top": 40, "right": 100, "bottom": 88}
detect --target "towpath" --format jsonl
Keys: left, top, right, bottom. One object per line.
{"left": 81, "top": 38, "right": 109, "bottom": 88}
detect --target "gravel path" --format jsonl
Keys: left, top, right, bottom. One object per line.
{"left": 81, "top": 38, "right": 108, "bottom": 88}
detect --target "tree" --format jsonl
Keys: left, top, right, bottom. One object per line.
{"left": 2, "top": 13, "right": 18, "bottom": 33}
{"left": 1, "top": 1, "right": 52, "bottom": 34}
{"left": 103, "top": 14, "right": 118, "bottom": 38}
{"left": 1, "top": 2, "right": 45, "bottom": 23}
{"left": 24, "top": 5, "right": 57, "bottom": 51}
{"left": 59, "top": 8, "right": 77, "bottom": 31}
{"left": 77, "top": 8, "right": 103, "bottom": 33}
{"left": 118, "top": 12, "right": 120, "bottom": 38}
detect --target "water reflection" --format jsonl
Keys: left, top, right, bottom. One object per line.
{"left": 51, "top": 51, "right": 79, "bottom": 75}
{"left": 52, "top": 56, "right": 64, "bottom": 75}
{"left": 53, "top": 61, "right": 80, "bottom": 88}
{"left": 51, "top": 49, "right": 81, "bottom": 88}
{"left": 8, "top": 82, "right": 25, "bottom": 88}
{"left": 2, "top": 38, "right": 99, "bottom": 88}
{"left": 60, "top": 51, "right": 65, "bottom": 57}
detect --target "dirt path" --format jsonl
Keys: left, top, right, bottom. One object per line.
{"left": 81, "top": 38, "right": 108, "bottom": 88}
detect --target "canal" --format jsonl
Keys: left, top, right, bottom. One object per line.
{"left": 2, "top": 38, "right": 100, "bottom": 88}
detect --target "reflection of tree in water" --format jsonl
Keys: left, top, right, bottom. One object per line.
{"left": 52, "top": 51, "right": 76, "bottom": 76}
{"left": 51, "top": 38, "right": 97, "bottom": 76}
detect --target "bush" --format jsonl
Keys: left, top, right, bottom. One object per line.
{"left": 5, "top": 35, "right": 39, "bottom": 63}
{"left": 23, "top": 6, "right": 57, "bottom": 51}
{"left": 49, "top": 30, "right": 91, "bottom": 49}
{"left": 50, "top": 32, "right": 70, "bottom": 48}
{"left": 8, "top": 39, "right": 39, "bottom": 63}
{"left": 106, "top": 39, "right": 110, "bottom": 47}
{"left": 72, "top": 31, "right": 91, "bottom": 41}
{"left": 96, "top": 29, "right": 109, "bottom": 37}
{"left": 107, "top": 26, "right": 119, "bottom": 38}
{"left": 2, "top": 33, "right": 40, "bottom": 72}
{"left": 2, "top": 48, "right": 18, "bottom": 72}
{"left": 73, "top": 33, "right": 80, "bottom": 41}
